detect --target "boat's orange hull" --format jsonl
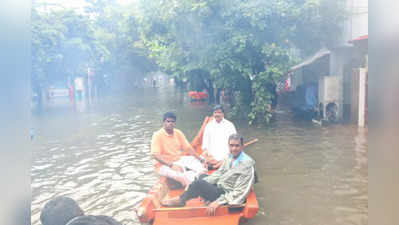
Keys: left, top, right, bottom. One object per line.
{"left": 135, "top": 117, "right": 259, "bottom": 224}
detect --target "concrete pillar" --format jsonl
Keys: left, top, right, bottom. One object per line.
{"left": 358, "top": 68, "right": 367, "bottom": 127}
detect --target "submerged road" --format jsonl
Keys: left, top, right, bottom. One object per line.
{"left": 31, "top": 82, "right": 367, "bottom": 225}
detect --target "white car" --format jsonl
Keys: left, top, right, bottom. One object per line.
{"left": 48, "top": 82, "right": 70, "bottom": 98}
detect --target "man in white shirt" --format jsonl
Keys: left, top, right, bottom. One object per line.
{"left": 202, "top": 105, "right": 237, "bottom": 169}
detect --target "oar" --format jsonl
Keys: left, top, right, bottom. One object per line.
{"left": 243, "top": 138, "right": 258, "bottom": 147}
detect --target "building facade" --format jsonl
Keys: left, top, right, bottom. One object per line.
{"left": 283, "top": 0, "right": 368, "bottom": 126}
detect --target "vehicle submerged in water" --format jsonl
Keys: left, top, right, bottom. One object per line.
{"left": 135, "top": 117, "right": 259, "bottom": 225}
{"left": 188, "top": 91, "right": 209, "bottom": 101}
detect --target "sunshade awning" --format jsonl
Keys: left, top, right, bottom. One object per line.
{"left": 289, "top": 48, "right": 330, "bottom": 72}
{"left": 349, "top": 34, "right": 368, "bottom": 43}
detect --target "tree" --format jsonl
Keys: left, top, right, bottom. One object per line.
{"left": 32, "top": 0, "right": 346, "bottom": 125}
{"left": 32, "top": 5, "right": 97, "bottom": 90}
{"left": 86, "top": 0, "right": 157, "bottom": 90}
{"left": 32, "top": 0, "right": 157, "bottom": 95}
{"left": 132, "top": 0, "right": 346, "bottom": 124}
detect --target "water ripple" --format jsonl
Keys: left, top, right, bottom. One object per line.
{"left": 32, "top": 88, "right": 367, "bottom": 225}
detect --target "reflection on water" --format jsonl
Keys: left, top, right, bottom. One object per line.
{"left": 31, "top": 84, "right": 367, "bottom": 225}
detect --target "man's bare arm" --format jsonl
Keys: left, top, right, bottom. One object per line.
{"left": 152, "top": 154, "right": 173, "bottom": 167}
{"left": 187, "top": 146, "right": 205, "bottom": 163}
{"left": 152, "top": 154, "right": 183, "bottom": 172}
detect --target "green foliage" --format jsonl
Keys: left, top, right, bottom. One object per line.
{"left": 32, "top": 1, "right": 156, "bottom": 90}
{"left": 32, "top": 6, "right": 98, "bottom": 86}
{"left": 130, "top": 0, "right": 345, "bottom": 125}
{"left": 32, "top": 0, "right": 346, "bottom": 125}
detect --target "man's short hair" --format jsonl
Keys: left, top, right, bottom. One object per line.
{"left": 163, "top": 112, "right": 176, "bottom": 121}
{"left": 213, "top": 105, "right": 224, "bottom": 113}
{"left": 228, "top": 133, "right": 243, "bottom": 145}
{"left": 40, "top": 196, "right": 84, "bottom": 225}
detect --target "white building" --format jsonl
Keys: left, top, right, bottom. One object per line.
{"left": 285, "top": 0, "right": 368, "bottom": 125}
{"left": 330, "top": 0, "right": 368, "bottom": 125}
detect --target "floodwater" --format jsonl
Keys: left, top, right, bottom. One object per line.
{"left": 31, "top": 81, "right": 367, "bottom": 225}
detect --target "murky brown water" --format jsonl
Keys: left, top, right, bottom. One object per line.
{"left": 31, "top": 81, "right": 367, "bottom": 225}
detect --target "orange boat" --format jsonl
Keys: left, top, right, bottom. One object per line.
{"left": 135, "top": 117, "right": 259, "bottom": 225}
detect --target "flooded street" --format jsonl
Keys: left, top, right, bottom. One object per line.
{"left": 31, "top": 83, "right": 367, "bottom": 225}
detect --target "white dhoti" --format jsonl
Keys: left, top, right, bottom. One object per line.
{"left": 158, "top": 156, "right": 207, "bottom": 186}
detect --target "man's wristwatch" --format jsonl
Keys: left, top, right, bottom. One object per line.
{"left": 199, "top": 156, "right": 205, "bottom": 163}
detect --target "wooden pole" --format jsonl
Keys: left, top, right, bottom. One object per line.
{"left": 243, "top": 138, "right": 258, "bottom": 147}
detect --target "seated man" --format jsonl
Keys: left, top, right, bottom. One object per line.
{"left": 162, "top": 133, "right": 255, "bottom": 216}
{"left": 201, "top": 105, "right": 237, "bottom": 169}
{"left": 151, "top": 112, "right": 206, "bottom": 187}
{"left": 66, "top": 215, "right": 122, "bottom": 225}
{"left": 40, "top": 196, "right": 84, "bottom": 225}
{"left": 40, "top": 196, "right": 122, "bottom": 225}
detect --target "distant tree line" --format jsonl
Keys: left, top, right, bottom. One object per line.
{"left": 32, "top": 0, "right": 346, "bottom": 124}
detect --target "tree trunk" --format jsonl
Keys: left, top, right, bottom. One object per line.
{"left": 175, "top": 77, "right": 183, "bottom": 88}
{"left": 215, "top": 88, "right": 221, "bottom": 104}
{"left": 37, "top": 86, "right": 43, "bottom": 108}
{"left": 207, "top": 79, "right": 214, "bottom": 103}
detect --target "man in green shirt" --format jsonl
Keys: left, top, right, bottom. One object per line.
{"left": 162, "top": 133, "right": 255, "bottom": 216}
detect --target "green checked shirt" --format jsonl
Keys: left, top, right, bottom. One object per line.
{"left": 204, "top": 151, "right": 255, "bottom": 205}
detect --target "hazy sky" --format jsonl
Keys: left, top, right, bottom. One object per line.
{"left": 35, "top": 0, "right": 137, "bottom": 9}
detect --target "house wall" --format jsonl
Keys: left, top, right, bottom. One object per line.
{"left": 328, "top": 0, "right": 368, "bottom": 122}
{"left": 330, "top": 0, "right": 368, "bottom": 76}
{"left": 329, "top": 48, "right": 352, "bottom": 120}
{"left": 292, "top": 55, "right": 330, "bottom": 91}
{"left": 351, "top": 0, "right": 368, "bottom": 40}
{"left": 358, "top": 68, "right": 367, "bottom": 127}
{"left": 319, "top": 76, "right": 342, "bottom": 121}
{"left": 291, "top": 69, "right": 303, "bottom": 91}
{"left": 330, "top": 48, "right": 352, "bottom": 78}
{"left": 335, "top": 0, "right": 368, "bottom": 47}
{"left": 351, "top": 68, "right": 367, "bottom": 126}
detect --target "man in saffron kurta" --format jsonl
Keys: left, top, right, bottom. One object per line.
{"left": 151, "top": 112, "right": 205, "bottom": 187}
